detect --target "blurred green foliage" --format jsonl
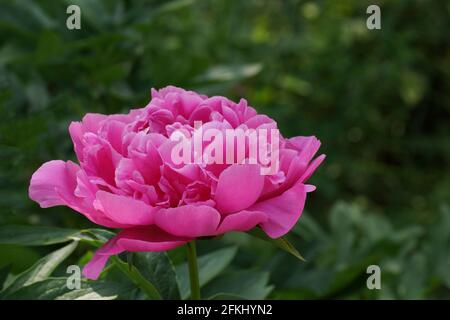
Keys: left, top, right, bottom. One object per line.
{"left": 0, "top": 0, "right": 449, "bottom": 299}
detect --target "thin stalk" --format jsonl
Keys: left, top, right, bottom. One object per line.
{"left": 186, "top": 241, "right": 201, "bottom": 300}
{"left": 111, "top": 256, "right": 162, "bottom": 300}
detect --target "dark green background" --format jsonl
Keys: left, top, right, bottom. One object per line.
{"left": 0, "top": 0, "right": 449, "bottom": 299}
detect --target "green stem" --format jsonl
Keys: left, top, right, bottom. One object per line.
{"left": 80, "top": 231, "right": 161, "bottom": 299}
{"left": 186, "top": 241, "right": 201, "bottom": 300}
{"left": 111, "top": 256, "right": 162, "bottom": 300}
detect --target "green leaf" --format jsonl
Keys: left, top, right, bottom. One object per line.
{"left": 203, "top": 270, "right": 273, "bottom": 300}
{"left": 132, "top": 252, "right": 181, "bottom": 300}
{"left": 3, "top": 278, "right": 68, "bottom": 300}
{"left": 0, "top": 265, "right": 11, "bottom": 290}
{"left": 111, "top": 255, "right": 162, "bottom": 300}
{"left": 176, "top": 246, "right": 237, "bottom": 299}
{"left": 4, "top": 277, "right": 132, "bottom": 300}
{"left": 207, "top": 293, "right": 246, "bottom": 300}
{"left": 156, "top": 0, "right": 197, "bottom": 15}
{"left": 0, "top": 241, "right": 78, "bottom": 298}
{"left": 57, "top": 281, "right": 132, "bottom": 300}
{"left": 0, "top": 244, "right": 40, "bottom": 274}
{"left": 16, "top": 0, "right": 56, "bottom": 29}
{"left": 195, "top": 63, "right": 263, "bottom": 82}
{"left": 247, "top": 228, "right": 305, "bottom": 261}
{"left": 75, "top": 228, "right": 115, "bottom": 247}
{"left": 0, "top": 225, "right": 79, "bottom": 246}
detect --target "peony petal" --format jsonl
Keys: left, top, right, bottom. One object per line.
{"left": 29, "top": 160, "right": 74, "bottom": 208}
{"left": 220, "top": 104, "right": 240, "bottom": 128}
{"left": 244, "top": 114, "right": 276, "bottom": 129}
{"left": 117, "top": 226, "right": 190, "bottom": 251}
{"left": 81, "top": 113, "right": 108, "bottom": 132}
{"left": 82, "top": 254, "right": 111, "bottom": 280}
{"left": 300, "top": 154, "right": 326, "bottom": 183}
{"left": 82, "top": 237, "right": 123, "bottom": 280}
{"left": 248, "top": 182, "right": 307, "bottom": 238}
{"left": 154, "top": 205, "right": 221, "bottom": 237}
{"left": 102, "top": 120, "right": 126, "bottom": 155}
{"left": 96, "top": 191, "right": 156, "bottom": 226}
{"left": 29, "top": 160, "right": 126, "bottom": 228}
{"left": 69, "top": 122, "right": 85, "bottom": 162}
{"left": 263, "top": 151, "right": 307, "bottom": 198}
{"left": 189, "top": 105, "right": 212, "bottom": 123}
{"left": 287, "top": 136, "right": 321, "bottom": 163}
{"left": 69, "top": 114, "right": 109, "bottom": 162}
{"left": 83, "top": 142, "right": 118, "bottom": 187}
{"left": 216, "top": 210, "right": 268, "bottom": 234}
{"left": 127, "top": 132, "right": 163, "bottom": 185}
{"left": 214, "top": 164, "right": 264, "bottom": 214}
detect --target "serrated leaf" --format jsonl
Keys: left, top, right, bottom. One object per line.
{"left": 0, "top": 241, "right": 78, "bottom": 298}
{"left": 247, "top": 228, "right": 305, "bottom": 261}
{"left": 0, "top": 225, "right": 79, "bottom": 246}
{"left": 176, "top": 246, "right": 237, "bottom": 299}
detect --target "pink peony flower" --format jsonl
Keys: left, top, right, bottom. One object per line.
{"left": 29, "top": 86, "right": 325, "bottom": 279}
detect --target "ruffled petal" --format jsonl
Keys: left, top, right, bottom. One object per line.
{"left": 214, "top": 164, "right": 264, "bottom": 214}
{"left": 82, "top": 237, "right": 123, "bottom": 280}
{"left": 117, "top": 226, "right": 190, "bottom": 251}
{"left": 216, "top": 210, "right": 268, "bottom": 234}
{"left": 69, "top": 114, "right": 108, "bottom": 162}
{"left": 249, "top": 182, "right": 307, "bottom": 238}
{"left": 96, "top": 191, "right": 156, "bottom": 226}
{"left": 29, "top": 160, "right": 126, "bottom": 228}
{"left": 29, "top": 160, "right": 75, "bottom": 208}
{"left": 154, "top": 205, "right": 221, "bottom": 237}
{"left": 300, "top": 154, "right": 326, "bottom": 183}
{"left": 287, "top": 136, "right": 321, "bottom": 163}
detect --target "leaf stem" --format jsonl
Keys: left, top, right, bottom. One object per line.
{"left": 186, "top": 241, "right": 201, "bottom": 300}
{"left": 80, "top": 230, "right": 162, "bottom": 299}
{"left": 111, "top": 256, "right": 162, "bottom": 300}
